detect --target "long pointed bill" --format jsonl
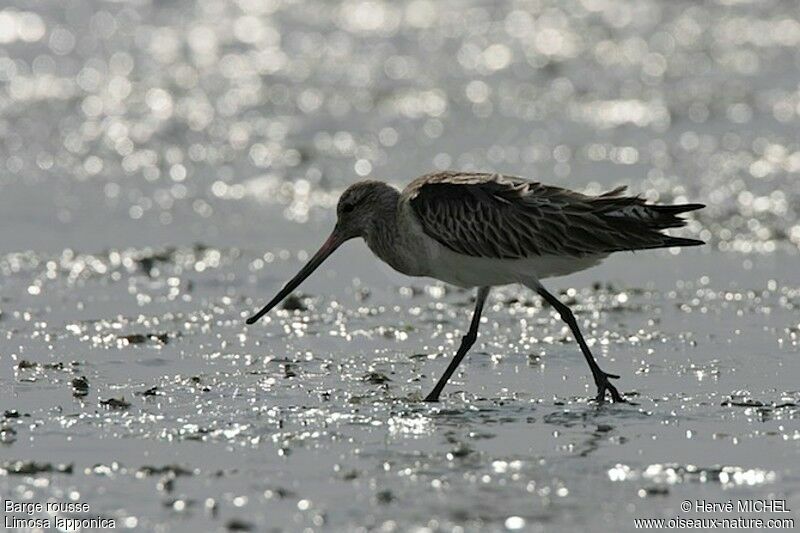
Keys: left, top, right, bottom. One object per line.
{"left": 246, "top": 231, "right": 345, "bottom": 324}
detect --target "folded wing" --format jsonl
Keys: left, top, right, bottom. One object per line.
{"left": 404, "top": 172, "right": 704, "bottom": 259}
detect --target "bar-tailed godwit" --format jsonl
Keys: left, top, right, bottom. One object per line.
{"left": 246, "top": 171, "right": 704, "bottom": 403}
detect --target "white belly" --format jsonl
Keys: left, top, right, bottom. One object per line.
{"left": 392, "top": 206, "right": 607, "bottom": 288}
{"left": 416, "top": 232, "right": 606, "bottom": 287}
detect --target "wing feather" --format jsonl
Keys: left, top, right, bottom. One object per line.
{"left": 404, "top": 172, "right": 704, "bottom": 259}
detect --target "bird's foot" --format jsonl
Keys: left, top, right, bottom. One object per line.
{"left": 594, "top": 371, "right": 625, "bottom": 405}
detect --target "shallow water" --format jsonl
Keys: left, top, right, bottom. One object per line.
{"left": 1, "top": 0, "right": 799, "bottom": 531}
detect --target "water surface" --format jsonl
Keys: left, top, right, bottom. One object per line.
{"left": 1, "top": 0, "right": 799, "bottom": 531}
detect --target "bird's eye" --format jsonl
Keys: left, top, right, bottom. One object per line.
{"left": 342, "top": 203, "right": 355, "bottom": 214}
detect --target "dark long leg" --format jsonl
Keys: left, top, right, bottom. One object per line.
{"left": 424, "top": 286, "right": 491, "bottom": 402}
{"left": 536, "top": 285, "right": 625, "bottom": 404}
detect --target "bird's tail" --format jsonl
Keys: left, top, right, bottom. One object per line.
{"left": 644, "top": 203, "right": 706, "bottom": 230}
{"left": 658, "top": 234, "right": 705, "bottom": 248}
{"left": 593, "top": 187, "right": 706, "bottom": 249}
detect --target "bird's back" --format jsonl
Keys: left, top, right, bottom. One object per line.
{"left": 403, "top": 171, "right": 704, "bottom": 260}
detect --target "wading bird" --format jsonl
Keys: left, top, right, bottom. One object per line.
{"left": 246, "top": 172, "right": 704, "bottom": 403}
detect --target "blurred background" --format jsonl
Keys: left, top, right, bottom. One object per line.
{"left": 1, "top": 1, "right": 799, "bottom": 532}
{"left": 1, "top": 0, "right": 798, "bottom": 253}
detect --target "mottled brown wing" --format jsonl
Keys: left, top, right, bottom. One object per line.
{"left": 404, "top": 172, "right": 703, "bottom": 259}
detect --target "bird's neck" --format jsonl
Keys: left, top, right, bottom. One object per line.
{"left": 363, "top": 188, "right": 401, "bottom": 248}
{"left": 361, "top": 188, "right": 417, "bottom": 275}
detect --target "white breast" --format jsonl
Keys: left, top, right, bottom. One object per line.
{"left": 395, "top": 219, "right": 604, "bottom": 288}
{"left": 425, "top": 245, "right": 607, "bottom": 287}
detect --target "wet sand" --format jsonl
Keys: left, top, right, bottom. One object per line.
{"left": 1, "top": 0, "right": 799, "bottom": 531}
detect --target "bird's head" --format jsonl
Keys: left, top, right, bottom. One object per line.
{"left": 334, "top": 180, "right": 396, "bottom": 240}
{"left": 245, "top": 180, "right": 398, "bottom": 324}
